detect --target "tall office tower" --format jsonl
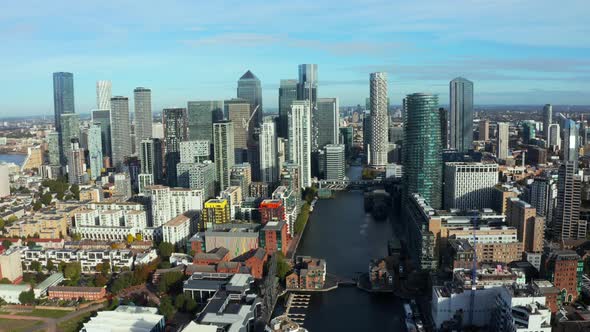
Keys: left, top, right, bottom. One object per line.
{"left": 530, "top": 176, "right": 557, "bottom": 226}
{"left": 297, "top": 64, "right": 318, "bottom": 150}
{"left": 369, "top": 72, "right": 389, "bottom": 167}
{"left": 213, "top": 121, "right": 235, "bottom": 192}
{"left": 237, "top": 70, "right": 262, "bottom": 124}
{"left": 59, "top": 113, "right": 80, "bottom": 166}
{"left": 187, "top": 101, "right": 223, "bottom": 142}
{"left": 506, "top": 198, "right": 544, "bottom": 253}
{"left": 87, "top": 125, "right": 103, "bottom": 180}
{"left": 260, "top": 118, "right": 278, "bottom": 184}
{"left": 91, "top": 110, "right": 112, "bottom": 159}
{"left": 449, "top": 77, "right": 474, "bottom": 152}
{"left": 230, "top": 163, "right": 252, "bottom": 197}
{"left": 563, "top": 119, "right": 580, "bottom": 171}
{"left": 496, "top": 122, "right": 510, "bottom": 160}
{"left": 163, "top": 108, "right": 188, "bottom": 187}
{"left": 522, "top": 121, "right": 536, "bottom": 144}
{"left": 179, "top": 140, "right": 210, "bottom": 163}
{"left": 402, "top": 93, "right": 442, "bottom": 209}
{"left": 439, "top": 108, "right": 449, "bottom": 149}
{"left": 288, "top": 100, "right": 312, "bottom": 189}
{"left": 110, "top": 96, "right": 132, "bottom": 169}
{"left": 316, "top": 98, "right": 340, "bottom": 149}
{"left": 340, "top": 127, "right": 354, "bottom": 160}
{"left": 279, "top": 79, "right": 298, "bottom": 138}
{"left": 363, "top": 112, "right": 372, "bottom": 164}
{"left": 225, "top": 99, "right": 253, "bottom": 162}
{"left": 443, "top": 162, "right": 499, "bottom": 210}
{"left": 134, "top": 87, "right": 153, "bottom": 149}
{"left": 552, "top": 162, "right": 585, "bottom": 240}
{"left": 96, "top": 80, "right": 112, "bottom": 110}
{"left": 67, "top": 138, "right": 86, "bottom": 185}
{"left": 543, "top": 104, "right": 553, "bottom": 136}
{"left": 176, "top": 160, "right": 216, "bottom": 199}
{"left": 0, "top": 165, "right": 9, "bottom": 198}
{"left": 53, "top": 72, "right": 75, "bottom": 132}
{"left": 325, "top": 144, "right": 345, "bottom": 181}
{"left": 46, "top": 131, "right": 61, "bottom": 166}
{"left": 479, "top": 119, "right": 490, "bottom": 141}
{"left": 139, "top": 138, "right": 164, "bottom": 184}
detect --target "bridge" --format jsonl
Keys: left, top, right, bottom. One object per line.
{"left": 317, "top": 179, "right": 384, "bottom": 190}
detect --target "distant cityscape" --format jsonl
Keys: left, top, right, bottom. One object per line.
{"left": 0, "top": 60, "right": 589, "bottom": 332}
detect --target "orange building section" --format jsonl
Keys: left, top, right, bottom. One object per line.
{"left": 48, "top": 286, "right": 106, "bottom": 300}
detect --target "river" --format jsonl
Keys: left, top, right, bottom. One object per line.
{"left": 293, "top": 166, "right": 407, "bottom": 331}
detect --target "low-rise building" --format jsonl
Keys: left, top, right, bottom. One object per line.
{"left": 48, "top": 286, "right": 106, "bottom": 300}
{"left": 286, "top": 256, "right": 326, "bottom": 290}
{"left": 0, "top": 284, "right": 31, "bottom": 304}
{"left": 81, "top": 305, "right": 165, "bottom": 332}
{"left": 22, "top": 249, "right": 134, "bottom": 273}
{"left": 33, "top": 272, "right": 65, "bottom": 298}
{"left": 260, "top": 220, "right": 289, "bottom": 256}
{"left": 189, "top": 224, "right": 259, "bottom": 259}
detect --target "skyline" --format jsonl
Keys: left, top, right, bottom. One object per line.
{"left": 1, "top": 0, "right": 589, "bottom": 116}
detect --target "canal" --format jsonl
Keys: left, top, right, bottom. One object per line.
{"left": 294, "top": 166, "right": 407, "bottom": 331}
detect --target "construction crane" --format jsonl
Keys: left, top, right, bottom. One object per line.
{"left": 242, "top": 105, "right": 260, "bottom": 129}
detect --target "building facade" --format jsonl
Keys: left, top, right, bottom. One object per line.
{"left": 110, "top": 96, "right": 132, "bottom": 169}
{"left": 443, "top": 162, "right": 498, "bottom": 210}
{"left": 369, "top": 72, "right": 389, "bottom": 167}
{"left": 288, "top": 100, "right": 312, "bottom": 189}
{"left": 133, "top": 87, "right": 153, "bottom": 150}
{"left": 449, "top": 77, "right": 474, "bottom": 152}
{"left": 260, "top": 118, "right": 278, "bottom": 184}
{"left": 213, "top": 121, "right": 235, "bottom": 192}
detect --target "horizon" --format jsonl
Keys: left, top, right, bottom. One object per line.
{"left": 1, "top": 0, "right": 589, "bottom": 116}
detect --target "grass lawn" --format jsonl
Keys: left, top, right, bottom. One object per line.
{"left": 0, "top": 318, "right": 43, "bottom": 332}
{"left": 16, "top": 308, "right": 71, "bottom": 319}
{"left": 57, "top": 311, "right": 94, "bottom": 332}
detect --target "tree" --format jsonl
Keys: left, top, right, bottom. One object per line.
{"left": 94, "top": 274, "right": 108, "bottom": 287}
{"left": 64, "top": 262, "right": 81, "bottom": 283}
{"left": 46, "top": 260, "right": 54, "bottom": 272}
{"left": 158, "top": 242, "right": 174, "bottom": 258}
{"left": 174, "top": 294, "right": 185, "bottom": 310}
{"left": 275, "top": 253, "right": 291, "bottom": 280}
{"left": 127, "top": 234, "right": 135, "bottom": 244}
{"left": 40, "top": 192, "right": 53, "bottom": 206}
{"left": 33, "top": 201, "right": 42, "bottom": 211}
{"left": 99, "top": 260, "right": 111, "bottom": 276}
{"left": 0, "top": 278, "right": 12, "bottom": 284}
{"left": 158, "top": 271, "right": 184, "bottom": 293}
{"left": 0, "top": 218, "right": 4, "bottom": 229}
{"left": 27, "top": 241, "right": 36, "bottom": 249}
{"left": 135, "top": 233, "right": 143, "bottom": 241}
{"left": 184, "top": 296, "right": 197, "bottom": 312}
{"left": 70, "top": 184, "right": 80, "bottom": 200}
{"left": 2, "top": 240, "right": 12, "bottom": 250}
{"left": 158, "top": 297, "right": 176, "bottom": 320}
{"left": 30, "top": 261, "right": 42, "bottom": 273}
{"left": 6, "top": 216, "right": 17, "bottom": 224}
{"left": 18, "top": 290, "right": 35, "bottom": 305}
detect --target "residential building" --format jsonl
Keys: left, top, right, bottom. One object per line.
{"left": 529, "top": 176, "right": 557, "bottom": 225}
{"left": 72, "top": 202, "right": 150, "bottom": 241}
{"left": 506, "top": 198, "right": 544, "bottom": 253}
{"left": 47, "top": 131, "right": 61, "bottom": 166}
{"left": 449, "top": 77, "right": 474, "bottom": 152}
{"left": 494, "top": 184, "right": 520, "bottom": 214}
{"left": 187, "top": 101, "right": 223, "bottom": 142}
{"left": 230, "top": 163, "right": 252, "bottom": 198}
{"left": 213, "top": 121, "right": 235, "bottom": 191}
{"left": 443, "top": 162, "right": 498, "bottom": 210}
{"left": 553, "top": 162, "right": 585, "bottom": 241}
{"left": 369, "top": 72, "right": 389, "bottom": 167}
{"left": 162, "top": 211, "right": 198, "bottom": 247}
{"left": 260, "top": 221, "right": 289, "bottom": 256}
{"left": 147, "top": 185, "right": 203, "bottom": 229}
{"left": 0, "top": 248, "right": 23, "bottom": 283}
{"left": 163, "top": 108, "right": 188, "bottom": 187}
{"left": 259, "top": 199, "right": 285, "bottom": 225}
{"left": 547, "top": 123, "right": 561, "bottom": 151}
{"left": 543, "top": 104, "right": 552, "bottom": 136}
{"left": 60, "top": 113, "right": 80, "bottom": 166}
{"left": 133, "top": 87, "right": 152, "bottom": 150}
{"left": 220, "top": 186, "right": 242, "bottom": 219}
{"left": 260, "top": 118, "right": 278, "bottom": 184}
{"left": 324, "top": 144, "right": 345, "bottom": 180}
{"left": 479, "top": 119, "right": 489, "bottom": 141}
{"left": 88, "top": 125, "right": 103, "bottom": 180}
{"left": 0, "top": 165, "right": 8, "bottom": 198}
{"left": 402, "top": 93, "right": 443, "bottom": 209}
{"left": 180, "top": 140, "right": 210, "bottom": 163}
{"left": 316, "top": 98, "right": 339, "bottom": 149}
{"left": 53, "top": 72, "right": 75, "bottom": 133}
{"left": 48, "top": 286, "right": 106, "bottom": 300}
{"left": 110, "top": 96, "right": 132, "bottom": 169}
{"left": 497, "top": 122, "right": 510, "bottom": 160}
{"left": 278, "top": 79, "right": 298, "bottom": 138}
{"left": 286, "top": 256, "right": 326, "bottom": 290}
{"left": 22, "top": 249, "right": 134, "bottom": 273}
{"left": 176, "top": 161, "right": 216, "bottom": 199}
{"left": 96, "top": 80, "right": 111, "bottom": 110}
{"left": 297, "top": 64, "right": 318, "bottom": 150}
{"left": 202, "top": 198, "right": 231, "bottom": 228}
{"left": 67, "top": 138, "right": 86, "bottom": 185}
{"left": 563, "top": 119, "right": 580, "bottom": 170}
{"left": 288, "top": 100, "right": 312, "bottom": 189}
{"left": 139, "top": 138, "right": 164, "bottom": 185}
{"left": 545, "top": 250, "right": 583, "bottom": 304}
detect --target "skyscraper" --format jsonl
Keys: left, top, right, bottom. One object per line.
{"left": 402, "top": 93, "right": 443, "bottom": 209}
{"left": 187, "top": 101, "right": 223, "bottom": 142}
{"left": 316, "top": 98, "right": 340, "bottom": 149}
{"left": 530, "top": 175, "right": 557, "bottom": 225}
{"left": 88, "top": 124, "right": 103, "bottom": 180}
{"left": 439, "top": 108, "right": 449, "bottom": 149}
{"left": 163, "top": 108, "right": 188, "bottom": 187}
{"left": 496, "top": 122, "right": 509, "bottom": 160}
{"left": 563, "top": 119, "right": 579, "bottom": 171}
{"left": 46, "top": 131, "right": 60, "bottom": 166}
{"left": 177, "top": 160, "right": 216, "bottom": 199}
{"left": 297, "top": 64, "right": 318, "bottom": 150}
{"left": 237, "top": 70, "right": 262, "bottom": 124}
{"left": 522, "top": 121, "right": 536, "bottom": 144}
{"left": 552, "top": 162, "right": 585, "bottom": 241}
{"left": 324, "top": 144, "right": 345, "bottom": 181}
{"left": 547, "top": 123, "right": 561, "bottom": 151}
{"left": 225, "top": 99, "right": 253, "bottom": 163}
{"left": 213, "top": 121, "right": 235, "bottom": 192}
{"left": 260, "top": 118, "right": 278, "bottom": 184}
{"left": 449, "top": 77, "right": 474, "bottom": 152}
{"left": 369, "top": 72, "right": 389, "bottom": 167}
{"left": 288, "top": 100, "right": 312, "bottom": 189}
{"left": 134, "top": 87, "right": 153, "bottom": 150}
{"left": 59, "top": 113, "right": 80, "bottom": 166}
{"left": 91, "top": 110, "right": 112, "bottom": 160}
{"left": 278, "top": 79, "right": 298, "bottom": 138}
{"left": 363, "top": 111, "right": 372, "bottom": 164}
{"left": 110, "top": 96, "right": 132, "bottom": 169}
{"left": 67, "top": 138, "right": 86, "bottom": 185}
{"left": 139, "top": 138, "right": 164, "bottom": 185}
{"left": 479, "top": 119, "right": 490, "bottom": 141}
{"left": 543, "top": 104, "right": 552, "bottom": 137}
{"left": 53, "top": 72, "right": 75, "bottom": 132}
{"left": 96, "top": 80, "right": 112, "bottom": 110}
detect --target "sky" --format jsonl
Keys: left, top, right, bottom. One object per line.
{"left": 0, "top": 0, "right": 589, "bottom": 116}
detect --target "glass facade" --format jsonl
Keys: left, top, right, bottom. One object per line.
{"left": 278, "top": 79, "right": 298, "bottom": 139}
{"left": 53, "top": 72, "right": 75, "bottom": 132}
{"left": 237, "top": 71, "right": 262, "bottom": 124}
{"left": 449, "top": 77, "right": 474, "bottom": 153}
{"left": 402, "top": 93, "right": 443, "bottom": 209}
{"left": 92, "top": 110, "right": 112, "bottom": 160}
{"left": 187, "top": 101, "right": 223, "bottom": 142}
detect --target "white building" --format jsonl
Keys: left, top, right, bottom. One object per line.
{"left": 288, "top": 100, "right": 312, "bottom": 189}
{"left": 22, "top": 249, "right": 134, "bottom": 273}
{"left": 180, "top": 140, "right": 210, "bottom": 163}
{"left": 96, "top": 80, "right": 112, "bottom": 110}
{"left": 162, "top": 211, "right": 198, "bottom": 247}
{"left": 369, "top": 72, "right": 389, "bottom": 167}
{"left": 260, "top": 118, "right": 278, "bottom": 184}
{"left": 87, "top": 125, "right": 103, "bottom": 180}
{"left": 492, "top": 286, "right": 551, "bottom": 332}
{"left": 444, "top": 162, "right": 499, "bottom": 210}
{"left": 0, "top": 164, "right": 9, "bottom": 197}
{"left": 386, "top": 163, "right": 403, "bottom": 179}
{"left": 147, "top": 185, "right": 203, "bottom": 231}
{"left": 497, "top": 122, "right": 510, "bottom": 160}
{"left": 324, "top": 144, "right": 345, "bottom": 181}
{"left": 73, "top": 207, "right": 150, "bottom": 241}
{"left": 547, "top": 123, "right": 561, "bottom": 151}
{"left": 82, "top": 305, "right": 165, "bottom": 332}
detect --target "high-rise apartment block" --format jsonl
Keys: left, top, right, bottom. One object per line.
{"left": 59, "top": 113, "right": 80, "bottom": 166}
{"left": 110, "top": 96, "right": 132, "bottom": 169}
{"left": 92, "top": 110, "right": 112, "bottom": 160}
{"left": 67, "top": 139, "right": 86, "bottom": 185}
{"left": 163, "top": 108, "right": 188, "bottom": 187}
{"left": 213, "top": 121, "right": 235, "bottom": 192}
{"left": 543, "top": 104, "right": 552, "bottom": 137}
{"left": 316, "top": 98, "right": 339, "bottom": 149}
{"left": 278, "top": 80, "right": 298, "bottom": 138}
{"left": 369, "top": 72, "right": 389, "bottom": 167}
{"left": 496, "top": 122, "right": 510, "bottom": 160}
{"left": 324, "top": 144, "right": 345, "bottom": 181}
{"left": 179, "top": 140, "right": 210, "bottom": 164}
{"left": 133, "top": 87, "right": 153, "bottom": 150}
{"left": 288, "top": 100, "right": 312, "bottom": 189}
{"left": 449, "top": 77, "right": 474, "bottom": 152}
{"left": 260, "top": 118, "right": 278, "bottom": 184}
{"left": 443, "top": 162, "right": 498, "bottom": 210}
{"left": 87, "top": 125, "right": 103, "bottom": 180}
{"left": 479, "top": 119, "right": 489, "bottom": 141}
{"left": 176, "top": 161, "right": 216, "bottom": 199}
{"left": 552, "top": 162, "right": 585, "bottom": 241}
{"left": 506, "top": 198, "right": 544, "bottom": 253}
{"left": 139, "top": 138, "right": 164, "bottom": 185}
{"left": 187, "top": 101, "right": 223, "bottom": 142}
{"left": 96, "top": 80, "right": 111, "bottom": 110}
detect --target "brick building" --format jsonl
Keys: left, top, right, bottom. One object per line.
{"left": 259, "top": 199, "right": 285, "bottom": 225}
{"left": 48, "top": 286, "right": 106, "bottom": 300}
{"left": 260, "top": 221, "right": 289, "bottom": 256}
{"left": 545, "top": 250, "right": 583, "bottom": 305}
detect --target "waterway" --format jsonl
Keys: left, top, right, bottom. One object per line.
{"left": 0, "top": 153, "right": 26, "bottom": 166}
{"left": 293, "top": 165, "right": 407, "bottom": 331}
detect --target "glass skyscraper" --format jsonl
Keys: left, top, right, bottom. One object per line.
{"left": 449, "top": 77, "right": 474, "bottom": 153}
{"left": 187, "top": 101, "right": 223, "bottom": 142}
{"left": 163, "top": 108, "right": 188, "bottom": 186}
{"left": 297, "top": 64, "right": 319, "bottom": 151}
{"left": 316, "top": 98, "right": 339, "bottom": 149}
{"left": 59, "top": 113, "right": 80, "bottom": 166}
{"left": 134, "top": 87, "right": 153, "bottom": 150}
{"left": 110, "top": 96, "right": 132, "bottom": 169}
{"left": 92, "top": 110, "right": 112, "bottom": 160}
{"left": 213, "top": 121, "right": 235, "bottom": 191}
{"left": 88, "top": 124, "right": 103, "bottom": 180}
{"left": 53, "top": 72, "right": 75, "bottom": 132}
{"left": 278, "top": 79, "right": 298, "bottom": 138}
{"left": 237, "top": 70, "right": 262, "bottom": 124}
{"left": 402, "top": 93, "right": 443, "bottom": 209}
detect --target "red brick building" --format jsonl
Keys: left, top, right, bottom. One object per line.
{"left": 233, "top": 248, "right": 267, "bottom": 279}
{"left": 546, "top": 250, "right": 583, "bottom": 305}
{"left": 260, "top": 220, "right": 289, "bottom": 256}
{"left": 193, "top": 247, "right": 230, "bottom": 265}
{"left": 259, "top": 199, "right": 285, "bottom": 225}
{"left": 47, "top": 286, "right": 106, "bottom": 300}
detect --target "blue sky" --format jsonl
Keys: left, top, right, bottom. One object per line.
{"left": 1, "top": 0, "right": 589, "bottom": 116}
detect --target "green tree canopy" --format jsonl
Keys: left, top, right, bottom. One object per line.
{"left": 18, "top": 290, "right": 35, "bottom": 305}
{"left": 158, "top": 242, "right": 175, "bottom": 258}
